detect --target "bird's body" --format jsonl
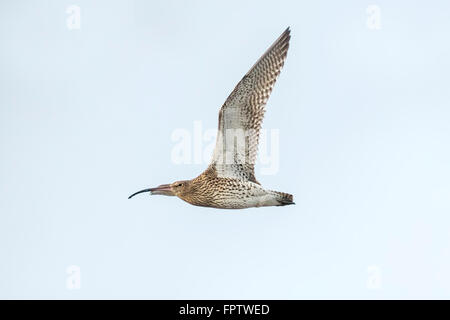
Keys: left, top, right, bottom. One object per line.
{"left": 129, "top": 28, "right": 294, "bottom": 209}
{"left": 172, "top": 166, "right": 293, "bottom": 209}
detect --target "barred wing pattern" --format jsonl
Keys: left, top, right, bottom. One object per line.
{"left": 209, "top": 27, "right": 291, "bottom": 183}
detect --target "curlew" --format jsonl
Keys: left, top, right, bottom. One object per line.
{"left": 129, "top": 27, "right": 294, "bottom": 209}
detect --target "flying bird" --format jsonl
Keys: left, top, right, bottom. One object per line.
{"left": 129, "top": 27, "right": 294, "bottom": 209}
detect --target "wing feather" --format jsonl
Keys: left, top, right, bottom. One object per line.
{"left": 208, "top": 27, "right": 291, "bottom": 182}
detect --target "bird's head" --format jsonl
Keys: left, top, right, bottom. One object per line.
{"left": 128, "top": 180, "right": 192, "bottom": 199}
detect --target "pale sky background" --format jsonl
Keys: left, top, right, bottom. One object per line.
{"left": 1, "top": 0, "right": 449, "bottom": 299}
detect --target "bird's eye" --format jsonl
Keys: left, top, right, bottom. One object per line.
{"left": 178, "top": 183, "right": 183, "bottom": 187}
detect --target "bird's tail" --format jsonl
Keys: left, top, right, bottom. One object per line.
{"left": 273, "top": 191, "right": 295, "bottom": 206}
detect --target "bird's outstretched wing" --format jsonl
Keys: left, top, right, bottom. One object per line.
{"left": 208, "top": 27, "right": 291, "bottom": 183}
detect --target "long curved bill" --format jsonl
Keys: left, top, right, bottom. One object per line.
{"left": 128, "top": 184, "right": 174, "bottom": 199}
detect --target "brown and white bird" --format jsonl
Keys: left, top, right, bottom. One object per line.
{"left": 129, "top": 27, "right": 294, "bottom": 209}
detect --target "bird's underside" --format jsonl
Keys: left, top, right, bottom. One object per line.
{"left": 129, "top": 27, "right": 294, "bottom": 209}
{"left": 178, "top": 166, "right": 294, "bottom": 209}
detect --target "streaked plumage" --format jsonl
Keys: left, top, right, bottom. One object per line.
{"left": 129, "top": 28, "right": 294, "bottom": 209}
